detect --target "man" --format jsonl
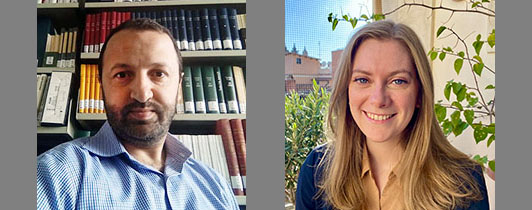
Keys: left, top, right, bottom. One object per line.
{"left": 37, "top": 19, "right": 239, "bottom": 209}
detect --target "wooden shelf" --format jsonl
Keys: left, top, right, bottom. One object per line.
{"left": 76, "top": 113, "right": 245, "bottom": 121}
{"left": 85, "top": 0, "right": 245, "bottom": 8}
{"left": 236, "top": 195, "right": 246, "bottom": 205}
{"left": 81, "top": 50, "right": 246, "bottom": 63}
{"left": 37, "top": 3, "right": 79, "bottom": 9}
{"left": 37, "top": 67, "right": 76, "bottom": 74}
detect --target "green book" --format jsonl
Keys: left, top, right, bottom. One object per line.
{"left": 191, "top": 65, "right": 206, "bottom": 114}
{"left": 221, "top": 65, "right": 239, "bottom": 113}
{"left": 214, "top": 66, "right": 227, "bottom": 114}
{"left": 182, "top": 66, "right": 195, "bottom": 113}
{"left": 201, "top": 66, "right": 220, "bottom": 114}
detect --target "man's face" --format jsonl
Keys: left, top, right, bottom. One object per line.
{"left": 101, "top": 29, "right": 180, "bottom": 146}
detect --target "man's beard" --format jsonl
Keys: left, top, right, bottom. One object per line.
{"left": 105, "top": 99, "right": 176, "bottom": 147}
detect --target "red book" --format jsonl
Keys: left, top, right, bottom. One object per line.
{"left": 106, "top": 11, "right": 111, "bottom": 40}
{"left": 125, "top": 12, "right": 131, "bottom": 22}
{"left": 100, "top": 12, "right": 107, "bottom": 49}
{"left": 111, "top": 11, "right": 117, "bottom": 30}
{"left": 83, "top": 14, "right": 91, "bottom": 53}
{"left": 230, "top": 119, "right": 247, "bottom": 194}
{"left": 94, "top": 13, "right": 101, "bottom": 52}
{"left": 122, "top": 12, "right": 127, "bottom": 24}
{"left": 215, "top": 119, "right": 244, "bottom": 195}
{"left": 242, "top": 119, "right": 246, "bottom": 142}
{"left": 117, "top": 12, "right": 122, "bottom": 26}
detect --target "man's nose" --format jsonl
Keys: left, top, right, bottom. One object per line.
{"left": 130, "top": 75, "right": 153, "bottom": 103}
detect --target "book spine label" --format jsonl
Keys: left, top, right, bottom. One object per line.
{"left": 185, "top": 101, "right": 194, "bottom": 113}
{"left": 230, "top": 176, "right": 244, "bottom": 191}
{"left": 242, "top": 176, "right": 246, "bottom": 189}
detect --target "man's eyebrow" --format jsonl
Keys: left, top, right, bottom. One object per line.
{"left": 110, "top": 63, "right": 131, "bottom": 72}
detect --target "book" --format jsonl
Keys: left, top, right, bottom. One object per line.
{"left": 200, "top": 8, "right": 213, "bottom": 50}
{"left": 230, "top": 119, "right": 247, "bottom": 194}
{"left": 228, "top": 8, "right": 243, "bottom": 50}
{"left": 215, "top": 119, "right": 244, "bottom": 195}
{"left": 89, "top": 64, "right": 96, "bottom": 113}
{"left": 185, "top": 10, "right": 196, "bottom": 51}
{"left": 100, "top": 12, "right": 108, "bottom": 50}
{"left": 232, "top": 66, "right": 246, "bottom": 114}
{"left": 201, "top": 66, "right": 219, "bottom": 114}
{"left": 191, "top": 66, "right": 206, "bottom": 113}
{"left": 63, "top": 29, "right": 73, "bottom": 68}
{"left": 178, "top": 9, "right": 188, "bottom": 51}
{"left": 213, "top": 66, "right": 227, "bottom": 114}
{"left": 218, "top": 8, "right": 233, "bottom": 50}
{"left": 221, "top": 65, "right": 239, "bottom": 113}
{"left": 237, "top": 14, "right": 246, "bottom": 49}
{"left": 69, "top": 28, "right": 78, "bottom": 68}
{"left": 208, "top": 9, "right": 222, "bottom": 50}
{"left": 94, "top": 68, "right": 101, "bottom": 114}
{"left": 171, "top": 9, "right": 180, "bottom": 49}
{"left": 41, "top": 72, "right": 72, "bottom": 125}
{"left": 193, "top": 10, "right": 204, "bottom": 51}
{"left": 79, "top": 64, "right": 87, "bottom": 113}
{"left": 182, "top": 66, "right": 195, "bottom": 114}
{"left": 37, "top": 17, "right": 54, "bottom": 67}
{"left": 37, "top": 76, "right": 52, "bottom": 123}
{"left": 43, "top": 34, "right": 59, "bottom": 67}
{"left": 57, "top": 28, "right": 68, "bottom": 68}
{"left": 94, "top": 13, "right": 101, "bottom": 52}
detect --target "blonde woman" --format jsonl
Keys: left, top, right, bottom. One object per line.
{"left": 295, "top": 20, "right": 489, "bottom": 210}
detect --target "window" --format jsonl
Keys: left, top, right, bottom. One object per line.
{"left": 296, "top": 58, "right": 302, "bottom": 64}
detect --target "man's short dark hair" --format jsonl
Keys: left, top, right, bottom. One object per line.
{"left": 98, "top": 18, "right": 182, "bottom": 82}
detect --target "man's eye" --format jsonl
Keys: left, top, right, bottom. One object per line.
{"left": 354, "top": 78, "right": 368, "bottom": 83}
{"left": 154, "top": 71, "right": 165, "bottom": 77}
{"left": 115, "top": 72, "right": 127, "bottom": 78}
{"left": 392, "top": 79, "right": 408, "bottom": 85}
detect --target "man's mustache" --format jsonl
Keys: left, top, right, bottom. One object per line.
{"left": 120, "top": 101, "right": 164, "bottom": 117}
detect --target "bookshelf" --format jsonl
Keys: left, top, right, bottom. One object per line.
{"left": 38, "top": 1, "right": 247, "bottom": 207}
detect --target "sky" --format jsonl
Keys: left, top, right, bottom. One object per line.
{"left": 285, "top": 0, "right": 372, "bottom": 63}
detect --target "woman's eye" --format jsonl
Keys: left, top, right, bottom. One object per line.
{"left": 354, "top": 78, "right": 368, "bottom": 83}
{"left": 392, "top": 79, "right": 408, "bottom": 85}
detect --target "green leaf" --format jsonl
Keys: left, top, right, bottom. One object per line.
{"left": 451, "top": 111, "right": 461, "bottom": 127}
{"left": 473, "top": 63, "right": 484, "bottom": 76}
{"left": 464, "top": 110, "right": 475, "bottom": 124}
{"left": 430, "top": 51, "right": 438, "bottom": 61}
{"left": 443, "top": 47, "right": 453, "bottom": 52}
{"left": 486, "top": 123, "right": 495, "bottom": 134}
{"left": 458, "top": 51, "right": 465, "bottom": 58}
{"left": 328, "top": 13, "right": 333, "bottom": 22}
{"left": 343, "top": 15, "right": 349, "bottom": 21}
{"left": 452, "top": 82, "right": 462, "bottom": 95}
{"left": 473, "top": 55, "right": 484, "bottom": 64}
{"left": 437, "top": 26, "right": 446, "bottom": 37}
{"left": 452, "top": 101, "right": 463, "bottom": 111}
{"left": 349, "top": 18, "right": 358, "bottom": 28}
{"left": 442, "top": 121, "right": 453, "bottom": 136}
{"left": 468, "top": 96, "right": 479, "bottom": 107}
{"left": 488, "top": 31, "right": 495, "bottom": 48}
{"left": 473, "top": 40, "right": 484, "bottom": 55}
{"left": 435, "top": 104, "right": 447, "bottom": 122}
{"left": 444, "top": 83, "right": 452, "bottom": 100}
{"left": 457, "top": 86, "right": 467, "bottom": 102}
{"left": 439, "top": 52, "right": 446, "bottom": 61}
{"left": 482, "top": 0, "right": 490, "bottom": 2}
{"left": 472, "top": 2, "right": 481, "bottom": 8}
{"left": 374, "top": 14, "right": 385, "bottom": 21}
{"left": 454, "top": 59, "right": 463, "bottom": 75}
{"left": 332, "top": 18, "right": 338, "bottom": 30}
{"left": 487, "top": 134, "right": 495, "bottom": 147}
{"left": 485, "top": 85, "right": 495, "bottom": 89}
{"left": 360, "top": 14, "right": 369, "bottom": 20}
{"left": 476, "top": 34, "right": 482, "bottom": 41}
{"left": 488, "top": 160, "right": 495, "bottom": 172}
{"left": 453, "top": 121, "right": 468, "bottom": 136}
{"left": 474, "top": 126, "right": 488, "bottom": 143}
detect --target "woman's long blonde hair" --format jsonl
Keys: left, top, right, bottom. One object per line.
{"left": 317, "top": 20, "right": 483, "bottom": 210}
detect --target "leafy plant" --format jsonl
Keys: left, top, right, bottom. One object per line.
{"left": 327, "top": 0, "right": 495, "bottom": 175}
{"left": 285, "top": 80, "right": 330, "bottom": 204}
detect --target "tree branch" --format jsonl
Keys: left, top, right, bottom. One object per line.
{"left": 434, "top": 49, "right": 495, "bottom": 74}
{"left": 382, "top": 3, "right": 495, "bottom": 17}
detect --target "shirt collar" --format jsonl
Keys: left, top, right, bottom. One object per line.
{"left": 82, "top": 121, "right": 192, "bottom": 175}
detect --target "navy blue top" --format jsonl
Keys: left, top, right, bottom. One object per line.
{"left": 295, "top": 145, "right": 490, "bottom": 210}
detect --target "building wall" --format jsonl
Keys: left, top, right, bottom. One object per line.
{"left": 331, "top": 49, "right": 343, "bottom": 80}
{"left": 381, "top": 0, "right": 496, "bottom": 208}
{"left": 285, "top": 52, "right": 322, "bottom": 86}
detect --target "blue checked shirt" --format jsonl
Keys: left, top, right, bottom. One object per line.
{"left": 37, "top": 121, "right": 239, "bottom": 210}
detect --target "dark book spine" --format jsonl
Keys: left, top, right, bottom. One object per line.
{"left": 230, "top": 119, "right": 247, "bottom": 194}
{"left": 89, "top": 13, "right": 95, "bottom": 53}
{"left": 185, "top": 10, "right": 196, "bottom": 51}
{"left": 131, "top": 11, "right": 136, "bottom": 19}
{"left": 83, "top": 14, "right": 90, "bottom": 53}
{"left": 193, "top": 9, "right": 204, "bottom": 50}
{"left": 165, "top": 10, "right": 173, "bottom": 35}
{"left": 201, "top": 66, "right": 219, "bottom": 113}
{"left": 172, "top": 9, "right": 180, "bottom": 50}
{"left": 214, "top": 66, "right": 227, "bottom": 114}
{"left": 192, "top": 66, "right": 206, "bottom": 113}
{"left": 218, "top": 8, "right": 233, "bottom": 50}
{"left": 161, "top": 11, "right": 167, "bottom": 28}
{"left": 182, "top": 66, "right": 195, "bottom": 113}
{"left": 178, "top": 9, "right": 188, "bottom": 51}
{"left": 201, "top": 8, "right": 213, "bottom": 50}
{"left": 94, "top": 13, "right": 101, "bottom": 52}
{"left": 228, "top": 8, "right": 242, "bottom": 50}
{"left": 208, "top": 9, "right": 222, "bottom": 50}
{"left": 100, "top": 12, "right": 107, "bottom": 50}
{"left": 221, "top": 65, "right": 239, "bottom": 113}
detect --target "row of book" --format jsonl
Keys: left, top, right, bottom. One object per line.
{"left": 83, "top": 8, "right": 246, "bottom": 53}
{"left": 175, "top": 118, "right": 247, "bottom": 195}
{"left": 179, "top": 65, "right": 246, "bottom": 114}
{"left": 38, "top": 0, "right": 78, "bottom": 3}
{"left": 37, "top": 18, "right": 79, "bottom": 68}
{"left": 78, "top": 64, "right": 105, "bottom": 113}
{"left": 37, "top": 72, "right": 73, "bottom": 125}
